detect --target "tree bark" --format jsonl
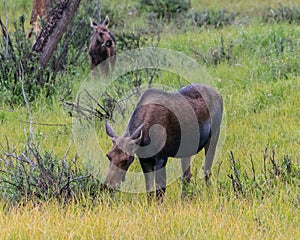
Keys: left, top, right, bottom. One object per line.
{"left": 32, "top": 0, "right": 81, "bottom": 68}
{"left": 30, "top": 0, "right": 53, "bottom": 24}
{"left": 29, "top": 0, "right": 55, "bottom": 41}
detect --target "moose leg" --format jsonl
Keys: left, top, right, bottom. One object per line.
{"left": 203, "top": 128, "right": 220, "bottom": 184}
{"left": 154, "top": 159, "right": 167, "bottom": 202}
{"left": 140, "top": 159, "right": 155, "bottom": 201}
{"left": 181, "top": 157, "right": 192, "bottom": 199}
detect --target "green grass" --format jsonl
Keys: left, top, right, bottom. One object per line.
{"left": 1, "top": 0, "right": 300, "bottom": 239}
{"left": 0, "top": 0, "right": 32, "bottom": 30}
{"left": 190, "top": 0, "right": 300, "bottom": 12}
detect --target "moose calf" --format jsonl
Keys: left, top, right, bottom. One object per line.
{"left": 89, "top": 15, "right": 116, "bottom": 74}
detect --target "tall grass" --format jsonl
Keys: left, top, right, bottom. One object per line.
{"left": 0, "top": 194, "right": 300, "bottom": 239}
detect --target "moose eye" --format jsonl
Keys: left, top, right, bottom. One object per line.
{"left": 105, "top": 40, "right": 112, "bottom": 47}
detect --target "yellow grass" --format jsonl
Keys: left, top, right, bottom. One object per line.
{"left": 0, "top": 190, "right": 299, "bottom": 239}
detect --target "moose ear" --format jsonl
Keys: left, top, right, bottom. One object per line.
{"left": 90, "top": 18, "right": 98, "bottom": 28}
{"left": 103, "top": 15, "right": 110, "bottom": 26}
{"left": 131, "top": 124, "right": 144, "bottom": 141}
{"left": 106, "top": 121, "right": 118, "bottom": 139}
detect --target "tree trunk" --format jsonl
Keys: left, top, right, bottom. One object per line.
{"left": 32, "top": 0, "right": 81, "bottom": 68}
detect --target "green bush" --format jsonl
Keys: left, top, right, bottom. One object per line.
{"left": 263, "top": 5, "right": 300, "bottom": 24}
{"left": 0, "top": 143, "right": 102, "bottom": 204}
{"left": 0, "top": 16, "right": 39, "bottom": 105}
{"left": 192, "top": 36, "right": 235, "bottom": 66}
{"left": 189, "top": 9, "right": 238, "bottom": 28}
{"left": 139, "top": 0, "right": 191, "bottom": 20}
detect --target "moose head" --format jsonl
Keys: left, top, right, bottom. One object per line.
{"left": 104, "top": 121, "right": 143, "bottom": 188}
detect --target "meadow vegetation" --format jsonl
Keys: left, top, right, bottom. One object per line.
{"left": 0, "top": 0, "right": 300, "bottom": 239}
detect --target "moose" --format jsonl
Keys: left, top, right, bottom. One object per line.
{"left": 89, "top": 15, "right": 116, "bottom": 74}
{"left": 104, "top": 84, "right": 223, "bottom": 201}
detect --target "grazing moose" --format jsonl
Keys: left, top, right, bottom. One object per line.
{"left": 104, "top": 84, "right": 223, "bottom": 201}
{"left": 89, "top": 15, "right": 116, "bottom": 74}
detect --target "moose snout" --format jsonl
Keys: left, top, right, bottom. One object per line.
{"left": 104, "top": 163, "right": 126, "bottom": 189}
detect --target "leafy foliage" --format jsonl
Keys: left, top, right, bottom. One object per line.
{"left": 263, "top": 5, "right": 300, "bottom": 23}
{"left": 192, "top": 36, "right": 235, "bottom": 65}
{"left": 189, "top": 9, "right": 238, "bottom": 28}
{"left": 138, "top": 0, "right": 191, "bottom": 20}
{"left": 0, "top": 16, "right": 40, "bottom": 105}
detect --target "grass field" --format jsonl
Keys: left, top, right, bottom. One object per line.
{"left": 1, "top": 0, "right": 300, "bottom": 239}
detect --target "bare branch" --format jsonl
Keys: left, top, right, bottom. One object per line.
{"left": 59, "top": 174, "right": 91, "bottom": 195}
{"left": 0, "top": 180, "right": 23, "bottom": 191}
{"left": 263, "top": 145, "right": 268, "bottom": 181}
{"left": 228, "top": 151, "right": 243, "bottom": 195}
{"left": 19, "top": 62, "right": 34, "bottom": 147}
{"left": 270, "top": 149, "right": 280, "bottom": 177}
{"left": 64, "top": 133, "right": 73, "bottom": 160}
{"left": 3, "top": 151, "right": 34, "bottom": 166}
{"left": 19, "top": 120, "right": 68, "bottom": 127}
{"left": 4, "top": 2, "right": 8, "bottom": 57}
{"left": 250, "top": 154, "right": 256, "bottom": 182}
{"left": 97, "top": 0, "right": 102, "bottom": 23}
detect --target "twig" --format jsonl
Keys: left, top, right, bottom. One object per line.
{"left": 263, "top": 145, "right": 268, "bottom": 181}
{"left": 117, "top": 90, "right": 140, "bottom": 104}
{"left": 19, "top": 120, "right": 68, "bottom": 127}
{"left": 230, "top": 151, "right": 241, "bottom": 184}
{"left": 0, "top": 16, "right": 14, "bottom": 56}
{"left": 64, "top": 100, "right": 99, "bottom": 122}
{"left": 4, "top": 2, "right": 8, "bottom": 57}
{"left": 270, "top": 149, "right": 280, "bottom": 177}
{"left": 97, "top": 0, "right": 102, "bottom": 23}
{"left": 63, "top": 89, "right": 114, "bottom": 122}
{"left": 19, "top": 62, "right": 34, "bottom": 147}
{"left": 64, "top": 133, "right": 73, "bottom": 160}
{"left": 21, "top": 153, "right": 35, "bottom": 166}
{"left": 19, "top": 159, "right": 32, "bottom": 196}
{"left": 250, "top": 154, "right": 256, "bottom": 182}
{"left": 83, "top": 88, "right": 100, "bottom": 103}
{"left": 0, "top": 180, "right": 22, "bottom": 191}
{"left": 3, "top": 151, "right": 34, "bottom": 166}
{"left": 228, "top": 151, "right": 243, "bottom": 195}
{"left": 59, "top": 174, "right": 91, "bottom": 194}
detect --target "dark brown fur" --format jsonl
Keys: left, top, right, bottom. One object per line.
{"left": 105, "top": 84, "right": 223, "bottom": 201}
